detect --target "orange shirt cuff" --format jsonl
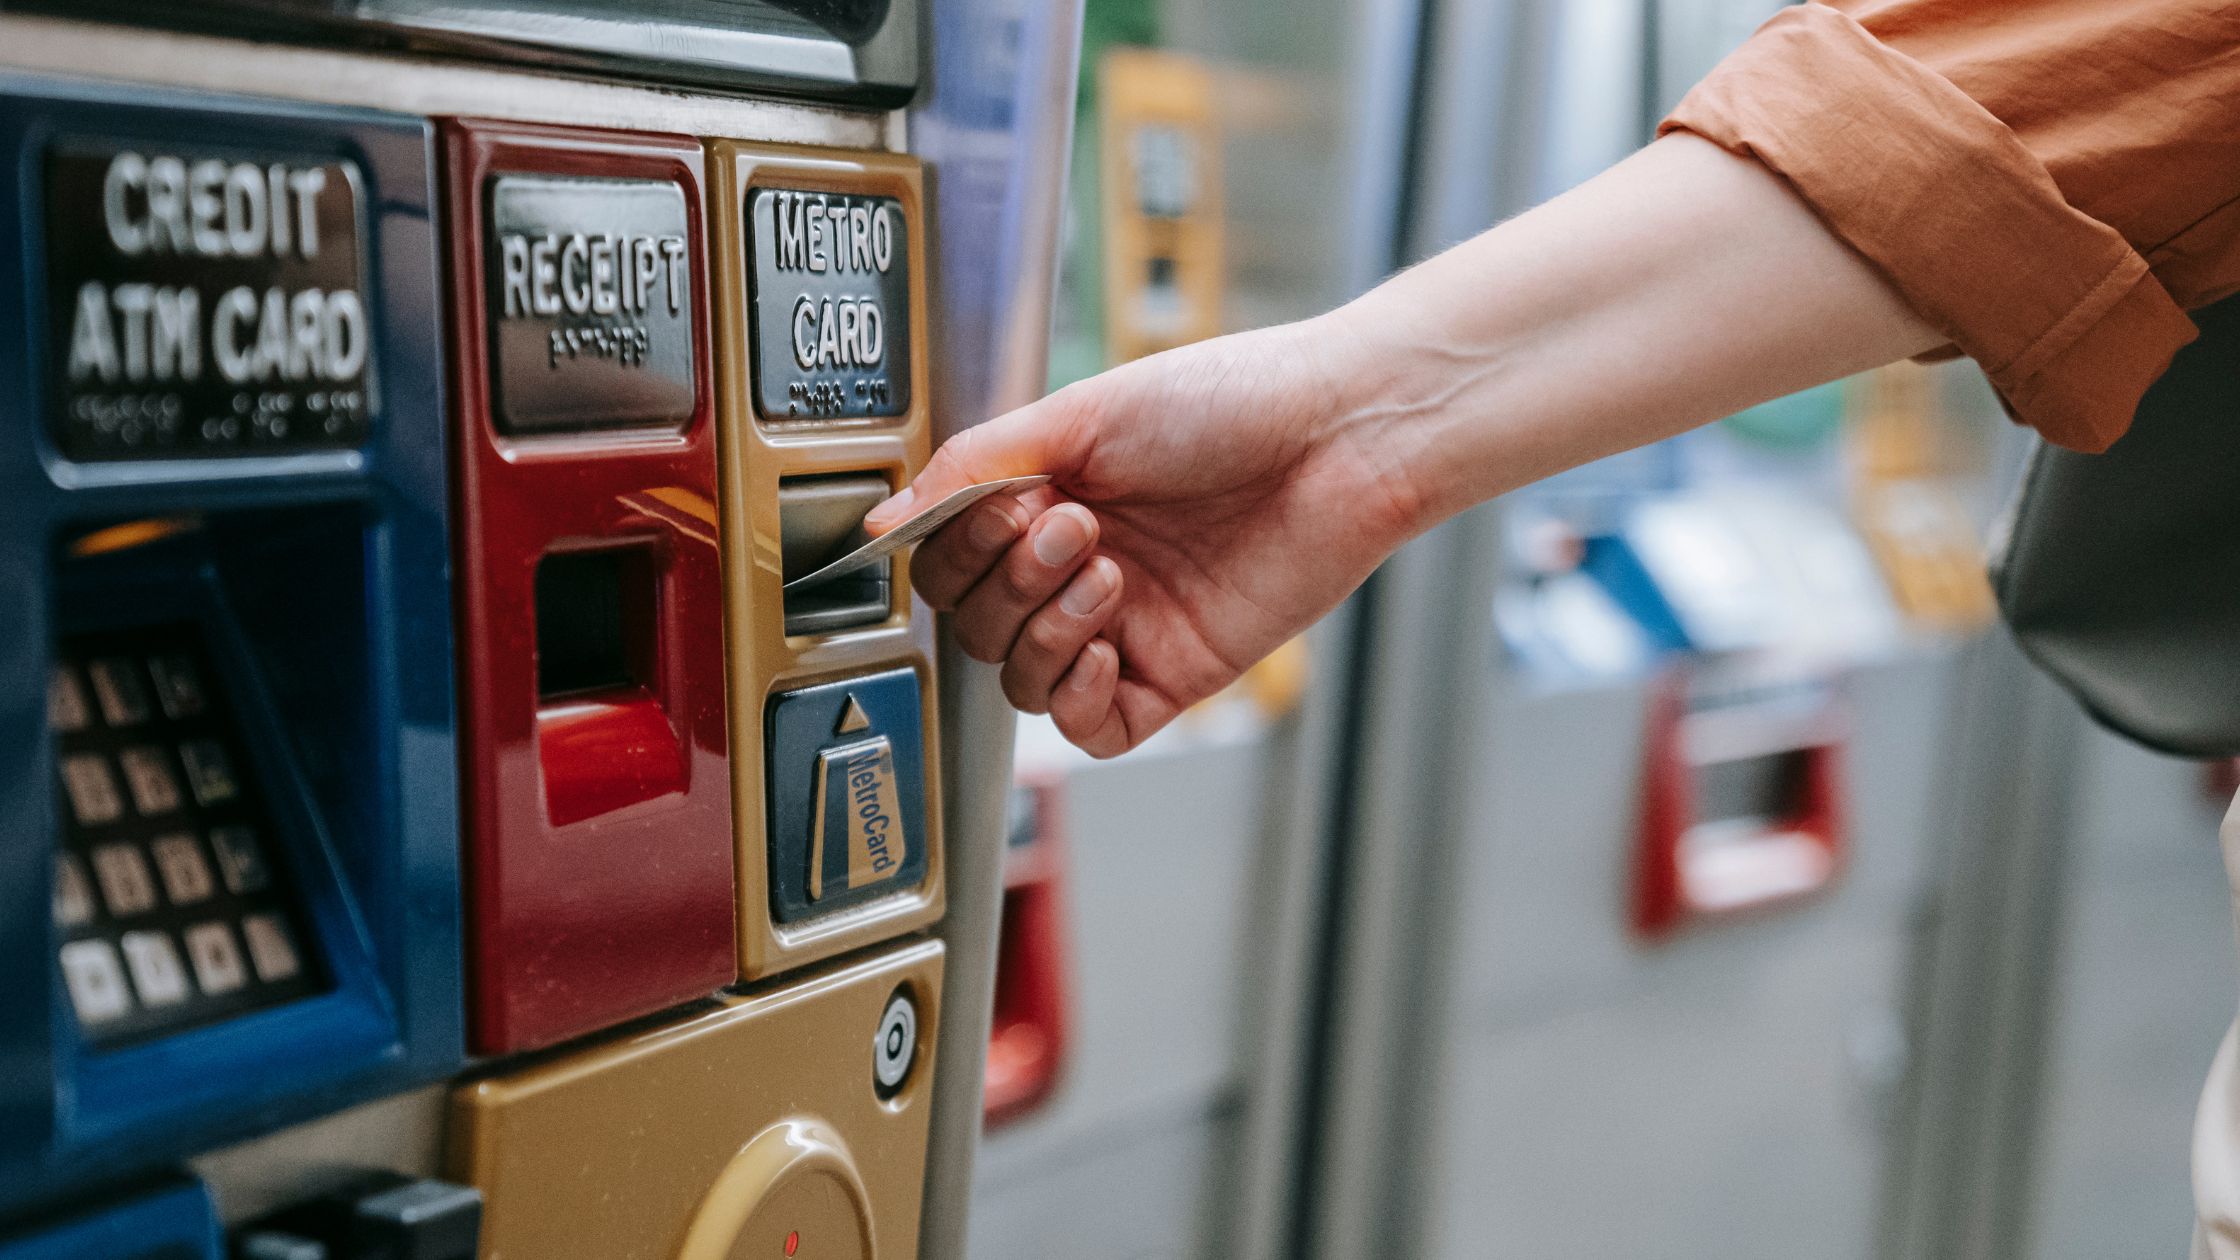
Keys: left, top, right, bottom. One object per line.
{"left": 1659, "top": 4, "right": 2198, "bottom": 453}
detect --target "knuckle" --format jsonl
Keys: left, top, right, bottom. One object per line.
{"left": 1001, "top": 668, "right": 1049, "bottom": 716}
{"left": 912, "top": 572, "right": 962, "bottom": 612}
{"left": 952, "top": 622, "right": 1001, "bottom": 663}
{"left": 1000, "top": 559, "right": 1045, "bottom": 603}
{"left": 1025, "top": 611, "right": 1073, "bottom": 656}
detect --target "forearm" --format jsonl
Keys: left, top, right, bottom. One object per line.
{"left": 1317, "top": 133, "right": 1942, "bottom": 528}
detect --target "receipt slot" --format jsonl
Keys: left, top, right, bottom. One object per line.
{"left": 0, "top": 78, "right": 460, "bottom": 1211}
{"left": 984, "top": 778, "right": 1070, "bottom": 1128}
{"left": 1632, "top": 670, "right": 1847, "bottom": 938}
{"left": 708, "top": 143, "right": 942, "bottom": 980}
{"left": 442, "top": 120, "right": 735, "bottom": 1055}
{"left": 450, "top": 941, "right": 942, "bottom": 1260}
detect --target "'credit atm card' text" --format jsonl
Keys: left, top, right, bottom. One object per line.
{"left": 47, "top": 144, "right": 373, "bottom": 461}
{"left": 747, "top": 188, "right": 911, "bottom": 421}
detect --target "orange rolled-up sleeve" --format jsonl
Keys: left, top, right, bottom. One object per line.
{"left": 1662, "top": 1, "right": 2240, "bottom": 452}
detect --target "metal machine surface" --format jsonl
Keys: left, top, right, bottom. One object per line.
{"left": 0, "top": 3, "right": 1081, "bottom": 1257}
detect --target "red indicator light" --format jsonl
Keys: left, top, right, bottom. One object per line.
{"left": 785, "top": 1231, "right": 800, "bottom": 1256}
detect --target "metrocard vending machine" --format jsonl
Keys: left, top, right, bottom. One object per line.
{"left": 0, "top": 0, "right": 1079, "bottom": 1255}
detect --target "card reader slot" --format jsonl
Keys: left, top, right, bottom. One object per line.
{"left": 779, "top": 474, "right": 893, "bottom": 636}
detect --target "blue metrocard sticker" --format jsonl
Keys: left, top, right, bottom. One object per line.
{"left": 764, "top": 667, "right": 928, "bottom": 922}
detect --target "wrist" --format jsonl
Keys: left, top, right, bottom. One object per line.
{"left": 1304, "top": 289, "right": 1531, "bottom": 538}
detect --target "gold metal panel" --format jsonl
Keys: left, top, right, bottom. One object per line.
{"left": 448, "top": 941, "right": 941, "bottom": 1260}
{"left": 810, "top": 736, "right": 906, "bottom": 902}
{"left": 707, "top": 141, "right": 942, "bottom": 980}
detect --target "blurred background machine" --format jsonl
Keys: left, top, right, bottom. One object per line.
{"left": 0, "top": 1, "right": 1081, "bottom": 1257}
{"left": 1349, "top": 6, "right": 2239, "bottom": 1259}
{"left": 973, "top": 2, "right": 2240, "bottom": 1260}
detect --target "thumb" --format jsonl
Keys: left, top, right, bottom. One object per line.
{"left": 866, "top": 393, "right": 1083, "bottom": 534}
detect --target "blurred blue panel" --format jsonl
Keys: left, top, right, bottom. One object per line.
{"left": 0, "top": 74, "right": 460, "bottom": 1215}
{"left": 0, "top": 1177, "right": 221, "bottom": 1259}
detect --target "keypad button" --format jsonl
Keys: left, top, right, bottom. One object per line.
{"left": 149, "top": 831, "right": 216, "bottom": 905}
{"left": 54, "top": 853, "right": 96, "bottom": 928}
{"left": 88, "top": 657, "right": 153, "bottom": 727}
{"left": 60, "top": 753, "right": 126, "bottom": 826}
{"left": 242, "top": 913, "right": 303, "bottom": 983}
{"left": 121, "top": 930, "right": 191, "bottom": 1006}
{"left": 48, "top": 665, "right": 92, "bottom": 733}
{"left": 119, "top": 745, "right": 184, "bottom": 817}
{"left": 179, "top": 739, "right": 241, "bottom": 806}
{"left": 208, "top": 824, "right": 271, "bottom": 894}
{"left": 91, "top": 842, "right": 159, "bottom": 916}
{"left": 183, "top": 921, "right": 249, "bottom": 996}
{"left": 147, "top": 652, "right": 209, "bottom": 719}
{"left": 60, "top": 939, "right": 133, "bottom": 1025}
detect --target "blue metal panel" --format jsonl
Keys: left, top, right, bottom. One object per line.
{"left": 1579, "top": 533, "right": 1694, "bottom": 655}
{"left": 0, "top": 1178, "right": 222, "bottom": 1259}
{"left": 0, "top": 74, "right": 460, "bottom": 1214}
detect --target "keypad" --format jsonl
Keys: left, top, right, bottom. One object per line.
{"left": 51, "top": 627, "right": 323, "bottom": 1045}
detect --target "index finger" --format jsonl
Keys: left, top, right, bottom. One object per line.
{"left": 865, "top": 387, "right": 1089, "bottom": 535}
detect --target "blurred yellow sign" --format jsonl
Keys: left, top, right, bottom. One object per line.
{"left": 1099, "top": 47, "right": 1223, "bottom": 363}
{"left": 1848, "top": 363, "right": 1995, "bottom": 633}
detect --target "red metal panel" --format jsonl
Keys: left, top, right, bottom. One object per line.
{"left": 444, "top": 120, "right": 734, "bottom": 1054}
{"left": 984, "top": 776, "right": 1070, "bottom": 1128}
{"left": 1631, "top": 668, "right": 1846, "bottom": 940}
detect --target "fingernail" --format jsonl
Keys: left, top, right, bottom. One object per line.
{"left": 866, "top": 488, "right": 914, "bottom": 530}
{"left": 1061, "top": 562, "right": 1114, "bottom": 616}
{"left": 968, "top": 504, "right": 1019, "bottom": 550}
{"left": 1033, "top": 506, "right": 1092, "bottom": 566}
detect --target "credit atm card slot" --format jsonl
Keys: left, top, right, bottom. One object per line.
{"left": 48, "top": 506, "right": 413, "bottom": 1095}
{"left": 43, "top": 140, "right": 375, "bottom": 463}
{"left": 779, "top": 474, "right": 892, "bottom": 636}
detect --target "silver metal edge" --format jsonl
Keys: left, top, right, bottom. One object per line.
{"left": 0, "top": 14, "right": 891, "bottom": 148}
{"left": 909, "top": 0, "right": 1083, "bottom": 1256}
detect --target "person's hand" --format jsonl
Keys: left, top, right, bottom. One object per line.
{"left": 867, "top": 316, "right": 1428, "bottom": 757}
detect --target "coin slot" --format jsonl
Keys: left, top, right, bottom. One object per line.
{"left": 779, "top": 474, "right": 893, "bottom": 636}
